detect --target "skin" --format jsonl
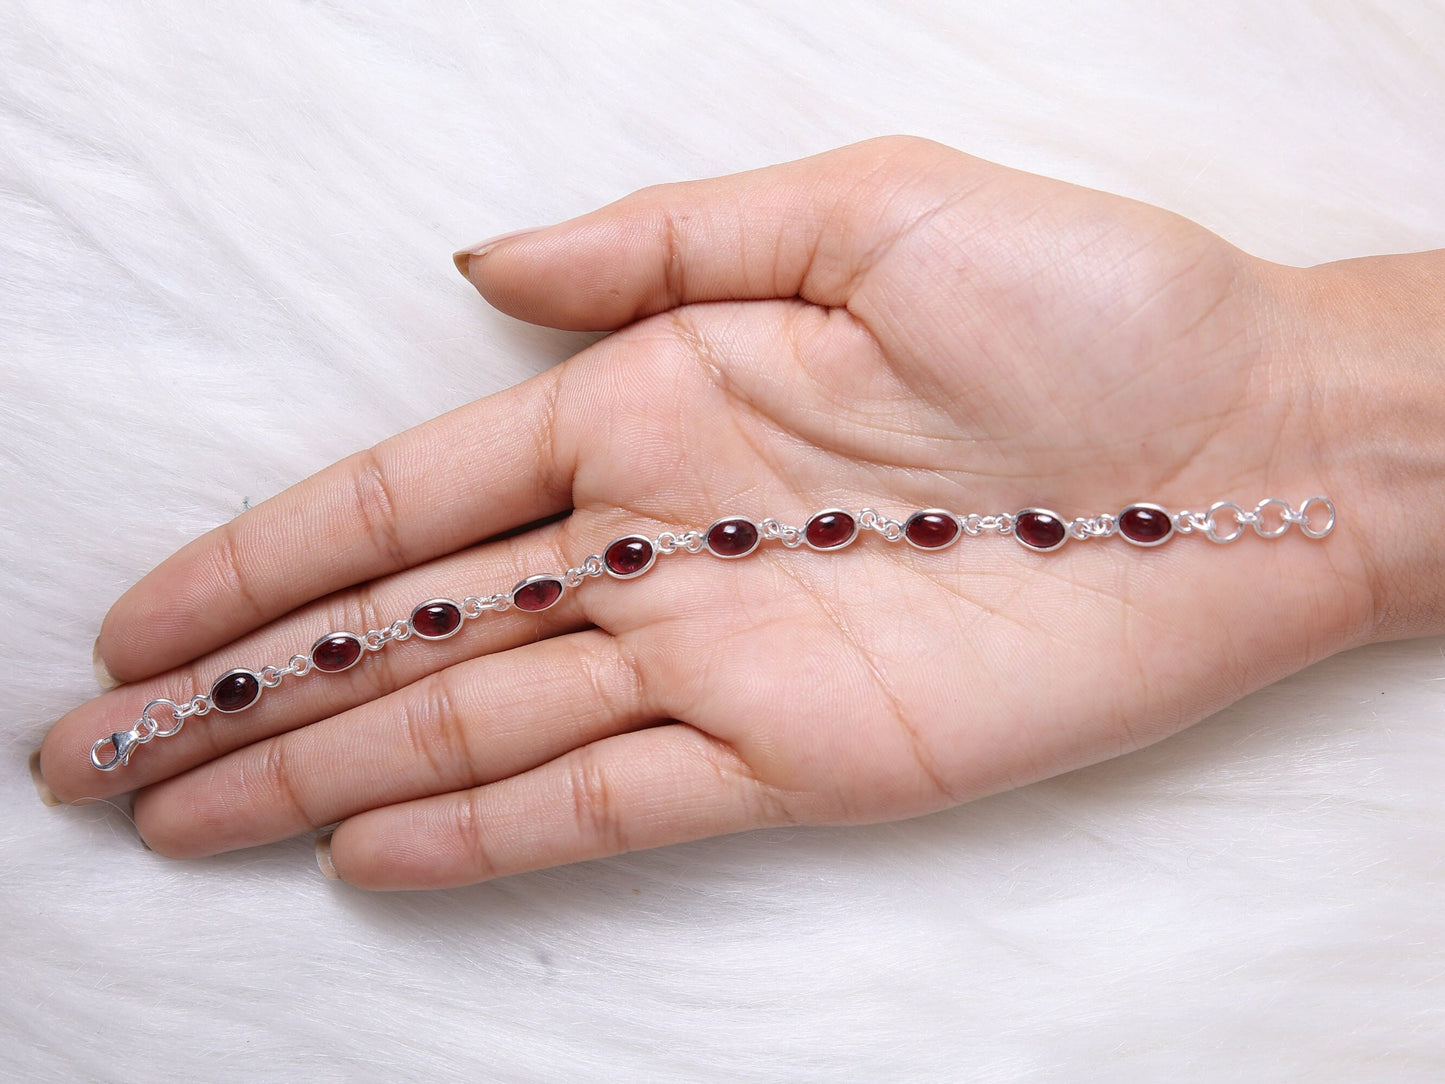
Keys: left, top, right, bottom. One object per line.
{"left": 34, "top": 137, "right": 1445, "bottom": 890}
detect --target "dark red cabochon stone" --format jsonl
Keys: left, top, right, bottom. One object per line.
{"left": 311, "top": 634, "right": 363, "bottom": 672}
{"left": 211, "top": 671, "right": 261, "bottom": 712}
{"left": 1015, "top": 511, "right": 1067, "bottom": 550}
{"left": 805, "top": 512, "right": 856, "bottom": 549}
{"left": 905, "top": 512, "right": 959, "bottom": 549}
{"left": 412, "top": 601, "right": 462, "bottom": 638}
{"left": 605, "top": 537, "right": 654, "bottom": 576}
{"left": 707, "top": 519, "right": 758, "bottom": 557}
{"left": 513, "top": 579, "right": 563, "bottom": 612}
{"left": 1119, "top": 506, "right": 1172, "bottom": 544}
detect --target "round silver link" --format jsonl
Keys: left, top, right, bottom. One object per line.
{"left": 462, "top": 596, "right": 487, "bottom": 619}
{"left": 961, "top": 514, "right": 984, "bottom": 537}
{"left": 680, "top": 532, "right": 705, "bottom": 553}
{"left": 1204, "top": 501, "right": 1246, "bottom": 543}
{"left": 288, "top": 653, "right": 313, "bottom": 676}
{"left": 143, "top": 697, "right": 186, "bottom": 738}
{"left": 1298, "top": 495, "right": 1337, "bottom": 539}
{"left": 1252, "top": 498, "right": 1293, "bottom": 539}
{"left": 260, "top": 665, "right": 286, "bottom": 688}
{"left": 656, "top": 531, "right": 679, "bottom": 555}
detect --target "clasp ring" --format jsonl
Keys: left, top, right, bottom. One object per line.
{"left": 1298, "top": 496, "right": 1336, "bottom": 539}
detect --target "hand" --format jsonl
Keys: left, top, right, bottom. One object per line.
{"left": 36, "top": 136, "right": 1387, "bottom": 889}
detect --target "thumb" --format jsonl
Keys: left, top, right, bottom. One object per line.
{"left": 453, "top": 135, "right": 966, "bottom": 331}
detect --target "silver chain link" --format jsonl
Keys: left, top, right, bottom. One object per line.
{"left": 760, "top": 518, "right": 806, "bottom": 547}
{"left": 856, "top": 509, "right": 904, "bottom": 541}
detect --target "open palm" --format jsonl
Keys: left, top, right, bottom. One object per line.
{"left": 39, "top": 137, "right": 1367, "bottom": 889}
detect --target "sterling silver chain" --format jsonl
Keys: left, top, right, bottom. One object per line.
{"left": 91, "top": 495, "right": 1334, "bottom": 771}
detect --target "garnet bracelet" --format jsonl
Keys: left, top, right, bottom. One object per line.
{"left": 90, "top": 496, "right": 1336, "bottom": 772}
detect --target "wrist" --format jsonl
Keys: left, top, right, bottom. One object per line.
{"left": 1269, "top": 251, "right": 1445, "bottom": 644}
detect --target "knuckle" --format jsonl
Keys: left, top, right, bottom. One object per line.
{"left": 211, "top": 520, "right": 267, "bottom": 624}
{"left": 659, "top": 208, "right": 687, "bottom": 309}
{"left": 258, "top": 737, "right": 315, "bottom": 827}
{"left": 693, "top": 728, "right": 800, "bottom": 829}
{"left": 348, "top": 446, "right": 407, "bottom": 568}
{"left": 398, "top": 672, "right": 473, "bottom": 790}
{"left": 454, "top": 791, "right": 501, "bottom": 881}
{"left": 580, "top": 633, "right": 650, "bottom": 724}
{"left": 567, "top": 749, "right": 628, "bottom": 854}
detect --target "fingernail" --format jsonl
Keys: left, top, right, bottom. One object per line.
{"left": 315, "top": 829, "right": 339, "bottom": 879}
{"left": 30, "top": 748, "right": 60, "bottom": 807}
{"left": 92, "top": 637, "right": 119, "bottom": 690}
{"left": 451, "top": 226, "right": 545, "bottom": 278}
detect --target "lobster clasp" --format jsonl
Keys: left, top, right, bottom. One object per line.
{"left": 91, "top": 729, "right": 140, "bottom": 772}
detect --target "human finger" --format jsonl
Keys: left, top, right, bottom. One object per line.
{"left": 321, "top": 724, "right": 789, "bottom": 890}
{"left": 40, "top": 517, "right": 597, "bottom": 804}
{"left": 133, "top": 628, "right": 657, "bottom": 859}
{"left": 455, "top": 136, "right": 971, "bottom": 331}
{"left": 95, "top": 361, "right": 578, "bottom": 684}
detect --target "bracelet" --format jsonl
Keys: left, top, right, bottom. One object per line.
{"left": 89, "top": 495, "right": 1335, "bottom": 771}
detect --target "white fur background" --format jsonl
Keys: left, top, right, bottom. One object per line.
{"left": 3, "top": 2, "right": 1443, "bottom": 1081}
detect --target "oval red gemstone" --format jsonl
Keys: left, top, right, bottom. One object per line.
{"left": 805, "top": 511, "right": 857, "bottom": 550}
{"left": 604, "top": 537, "right": 654, "bottom": 577}
{"left": 1118, "top": 505, "right": 1173, "bottom": 545}
{"left": 904, "top": 512, "right": 959, "bottom": 549}
{"left": 211, "top": 670, "right": 261, "bottom": 713}
{"left": 411, "top": 600, "right": 462, "bottom": 639}
{"left": 1014, "top": 510, "right": 1067, "bottom": 551}
{"left": 706, "top": 518, "right": 759, "bottom": 558}
{"left": 311, "top": 634, "right": 363, "bottom": 673}
{"left": 513, "top": 578, "right": 563, "bottom": 612}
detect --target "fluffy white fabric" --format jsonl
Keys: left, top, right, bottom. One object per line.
{"left": 3, "top": 2, "right": 1442, "bottom": 1080}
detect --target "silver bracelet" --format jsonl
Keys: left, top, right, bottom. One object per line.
{"left": 90, "top": 495, "right": 1336, "bottom": 772}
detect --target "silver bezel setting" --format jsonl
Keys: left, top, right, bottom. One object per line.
{"left": 308, "top": 631, "right": 365, "bottom": 672}
{"left": 705, "top": 517, "right": 761, "bottom": 559}
{"left": 210, "top": 668, "right": 262, "bottom": 713}
{"left": 1012, "top": 508, "right": 1069, "bottom": 552}
{"left": 510, "top": 574, "right": 565, "bottom": 612}
{"left": 1117, "top": 503, "right": 1175, "bottom": 548}
{"left": 603, "top": 535, "right": 658, "bottom": 579}
{"left": 409, "top": 598, "right": 465, "bottom": 640}
{"left": 902, "top": 508, "right": 962, "bottom": 551}
{"left": 803, "top": 508, "right": 861, "bottom": 551}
